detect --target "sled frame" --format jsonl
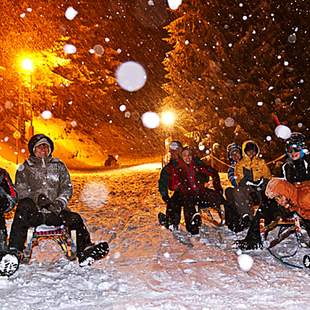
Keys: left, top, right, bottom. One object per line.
{"left": 23, "top": 225, "right": 77, "bottom": 263}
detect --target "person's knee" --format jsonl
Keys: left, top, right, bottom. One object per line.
{"left": 15, "top": 198, "right": 37, "bottom": 215}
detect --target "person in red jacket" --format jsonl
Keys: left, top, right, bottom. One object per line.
{"left": 174, "top": 147, "right": 225, "bottom": 234}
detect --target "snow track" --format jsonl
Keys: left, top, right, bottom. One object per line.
{"left": 1, "top": 164, "right": 309, "bottom": 309}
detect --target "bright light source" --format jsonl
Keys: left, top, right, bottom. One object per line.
{"left": 161, "top": 111, "right": 175, "bottom": 126}
{"left": 21, "top": 58, "right": 34, "bottom": 72}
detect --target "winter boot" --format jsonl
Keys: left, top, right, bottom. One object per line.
{"left": 188, "top": 213, "right": 202, "bottom": 235}
{"left": 78, "top": 242, "right": 109, "bottom": 267}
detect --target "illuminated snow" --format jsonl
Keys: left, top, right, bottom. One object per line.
{"left": 41, "top": 110, "right": 52, "bottom": 120}
{"left": 115, "top": 61, "right": 147, "bottom": 92}
{"left": 275, "top": 124, "right": 292, "bottom": 140}
{"left": 65, "top": 7, "right": 78, "bottom": 20}
{"left": 64, "top": 44, "right": 77, "bottom": 54}
{"left": 141, "top": 112, "right": 160, "bottom": 129}
{"left": 167, "top": 0, "right": 182, "bottom": 10}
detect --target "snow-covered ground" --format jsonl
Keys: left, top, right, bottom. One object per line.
{"left": 1, "top": 163, "right": 309, "bottom": 310}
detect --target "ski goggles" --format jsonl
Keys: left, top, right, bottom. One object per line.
{"left": 286, "top": 146, "right": 301, "bottom": 153}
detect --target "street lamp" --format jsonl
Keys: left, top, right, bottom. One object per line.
{"left": 18, "top": 56, "right": 35, "bottom": 139}
{"left": 161, "top": 110, "right": 176, "bottom": 166}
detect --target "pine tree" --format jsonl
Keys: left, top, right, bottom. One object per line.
{"left": 162, "top": 0, "right": 307, "bottom": 161}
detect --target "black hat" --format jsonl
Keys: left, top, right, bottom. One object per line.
{"left": 244, "top": 141, "right": 258, "bottom": 154}
{"left": 28, "top": 134, "right": 54, "bottom": 157}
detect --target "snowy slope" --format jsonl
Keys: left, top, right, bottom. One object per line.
{"left": 0, "top": 163, "right": 309, "bottom": 310}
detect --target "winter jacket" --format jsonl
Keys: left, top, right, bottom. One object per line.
{"left": 235, "top": 140, "right": 271, "bottom": 185}
{"left": 281, "top": 154, "right": 310, "bottom": 183}
{"left": 227, "top": 164, "right": 237, "bottom": 188}
{"left": 15, "top": 155, "right": 73, "bottom": 211}
{"left": 265, "top": 178, "right": 310, "bottom": 220}
{"left": 175, "top": 157, "right": 223, "bottom": 196}
{"left": 158, "top": 159, "right": 179, "bottom": 200}
{"left": 0, "top": 168, "right": 17, "bottom": 213}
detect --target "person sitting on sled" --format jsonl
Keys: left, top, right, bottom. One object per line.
{"left": 265, "top": 178, "right": 310, "bottom": 238}
{"left": 237, "top": 133, "right": 310, "bottom": 250}
{"left": 173, "top": 146, "right": 225, "bottom": 235}
{"left": 226, "top": 140, "right": 271, "bottom": 232}
{"left": 9, "top": 134, "right": 109, "bottom": 266}
{"left": 158, "top": 140, "right": 184, "bottom": 231}
{"left": 0, "top": 168, "right": 19, "bottom": 276}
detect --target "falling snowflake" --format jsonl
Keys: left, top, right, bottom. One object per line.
{"left": 65, "top": 7, "right": 78, "bottom": 20}
{"left": 80, "top": 182, "right": 109, "bottom": 209}
{"left": 141, "top": 112, "right": 160, "bottom": 129}
{"left": 41, "top": 110, "right": 52, "bottom": 120}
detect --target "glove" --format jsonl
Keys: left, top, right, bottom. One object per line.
{"left": 37, "top": 194, "right": 51, "bottom": 208}
{"left": 46, "top": 200, "right": 64, "bottom": 215}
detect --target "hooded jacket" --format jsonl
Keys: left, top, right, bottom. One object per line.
{"left": 265, "top": 178, "right": 310, "bottom": 220}
{"left": 15, "top": 134, "right": 72, "bottom": 210}
{"left": 234, "top": 140, "right": 271, "bottom": 185}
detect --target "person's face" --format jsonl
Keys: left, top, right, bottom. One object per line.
{"left": 246, "top": 149, "right": 256, "bottom": 159}
{"left": 231, "top": 151, "right": 241, "bottom": 162}
{"left": 274, "top": 194, "right": 289, "bottom": 207}
{"left": 289, "top": 149, "right": 301, "bottom": 161}
{"left": 170, "top": 148, "right": 181, "bottom": 160}
{"left": 34, "top": 143, "right": 50, "bottom": 158}
{"left": 182, "top": 150, "right": 192, "bottom": 164}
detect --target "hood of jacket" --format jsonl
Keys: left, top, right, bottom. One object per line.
{"left": 241, "top": 140, "right": 260, "bottom": 158}
{"left": 28, "top": 134, "right": 54, "bottom": 157}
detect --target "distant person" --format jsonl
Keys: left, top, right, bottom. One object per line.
{"left": 9, "top": 134, "right": 109, "bottom": 266}
{"left": 104, "top": 154, "right": 119, "bottom": 168}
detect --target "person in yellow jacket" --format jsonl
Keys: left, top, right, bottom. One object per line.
{"left": 235, "top": 140, "right": 271, "bottom": 186}
{"left": 225, "top": 140, "right": 271, "bottom": 231}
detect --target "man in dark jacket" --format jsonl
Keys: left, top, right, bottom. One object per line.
{"left": 158, "top": 141, "right": 183, "bottom": 230}
{"left": 9, "top": 134, "right": 109, "bottom": 266}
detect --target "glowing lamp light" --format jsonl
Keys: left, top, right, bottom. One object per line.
{"left": 161, "top": 111, "right": 175, "bottom": 126}
{"left": 21, "top": 58, "right": 34, "bottom": 72}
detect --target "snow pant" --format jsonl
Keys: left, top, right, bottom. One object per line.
{"left": 0, "top": 213, "right": 7, "bottom": 250}
{"left": 9, "top": 198, "right": 92, "bottom": 255}
{"left": 165, "top": 191, "right": 202, "bottom": 234}
{"left": 165, "top": 191, "right": 182, "bottom": 228}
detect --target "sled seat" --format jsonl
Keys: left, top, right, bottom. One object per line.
{"left": 259, "top": 215, "right": 302, "bottom": 249}
{"left": 23, "top": 225, "right": 77, "bottom": 263}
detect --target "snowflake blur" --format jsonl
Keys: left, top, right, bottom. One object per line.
{"left": 141, "top": 112, "right": 160, "bottom": 129}
{"left": 275, "top": 125, "right": 292, "bottom": 140}
{"left": 41, "top": 110, "right": 52, "bottom": 120}
{"left": 237, "top": 254, "right": 254, "bottom": 272}
{"left": 65, "top": 7, "right": 78, "bottom": 20}
{"left": 80, "top": 182, "right": 109, "bottom": 209}
{"left": 168, "top": 0, "right": 182, "bottom": 10}
{"left": 115, "top": 61, "right": 147, "bottom": 92}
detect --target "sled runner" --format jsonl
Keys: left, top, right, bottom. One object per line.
{"left": 23, "top": 225, "right": 77, "bottom": 263}
{"left": 259, "top": 214, "right": 310, "bottom": 269}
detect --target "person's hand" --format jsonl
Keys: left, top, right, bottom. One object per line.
{"left": 46, "top": 200, "right": 64, "bottom": 215}
{"left": 37, "top": 194, "right": 51, "bottom": 208}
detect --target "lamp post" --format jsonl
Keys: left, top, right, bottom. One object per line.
{"left": 19, "top": 57, "right": 35, "bottom": 140}
{"left": 161, "top": 111, "right": 176, "bottom": 166}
